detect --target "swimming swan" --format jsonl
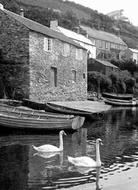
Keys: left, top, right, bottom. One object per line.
{"left": 68, "top": 138, "right": 102, "bottom": 167}
{"left": 32, "top": 130, "right": 66, "bottom": 153}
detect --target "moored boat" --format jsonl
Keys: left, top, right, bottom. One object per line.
{"left": 0, "top": 103, "right": 85, "bottom": 130}
{"left": 104, "top": 98, "right": 137, "bottom": 107}
{"left": 102, "top": 92, "right": 133, "bottom": 101}
{"left": 22, "top": 99, "right": 103, "bottom": 121}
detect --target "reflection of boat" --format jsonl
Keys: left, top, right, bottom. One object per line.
{"left": 104, "top": 98, "right": 137, "bottom": 107}
{"left": 0, "top": 103, "right": 85, "bottom": 130}
{"left": 102, "top": 92, "right": 133, "bottom": 100}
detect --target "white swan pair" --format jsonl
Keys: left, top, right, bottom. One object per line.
{"left": 32, "top": 130, "right": 102, "bottom": 168}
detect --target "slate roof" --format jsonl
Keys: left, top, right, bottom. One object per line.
{"left": 58, "top": 26, "right": 95, "bottom": 45}
{"left": 95, "top": 59, "right": 118, "bottom": 68}
{"left": 2, "top": 8, "right": 84, "bottom": 49}
{"left": 129, "top": 48, "right": 138, "bottom": 53}
{"left": 80, "top": 25, "right": 127, "bottom": 46}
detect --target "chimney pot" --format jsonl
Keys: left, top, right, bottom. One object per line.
{"left": 20, "top": 8, "right": 24, "bottom": 17}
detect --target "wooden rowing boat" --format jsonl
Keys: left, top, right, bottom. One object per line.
{"left": 0, "top": 103, "right": 85, "bottom": 130}
{"left": 22, "top": 99, "right": 103, "bottom": 120}
{"left": 104, "top": 98, "right": 137, "bottom": 107}
{"left": 102, "top": 92, "right": 133, "bottom": 101}
{"left": 0, "top": 103, "right": 74, "bottom": 119}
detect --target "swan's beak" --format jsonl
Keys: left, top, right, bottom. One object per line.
{"left": 63, "top": 131, "right": 67, "bottom": 136}
{"left": 97, "top": 138, "right": 103, "bottom": 145}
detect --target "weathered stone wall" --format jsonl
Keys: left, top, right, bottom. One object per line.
{"left": 0, "top": 10, "right": 30, "bottom": 98}
{"left": 0, "top": 10, "right": 29, "bottom": 63}
{"left": 0, "top": 10, "right": 87, "bottom": 101}
{"left": 29, "top": 32, "right": 87, "bottom": 102}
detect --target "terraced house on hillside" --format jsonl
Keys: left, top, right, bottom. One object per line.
{"left": 0, "top": 4, "right": 87, "bottom": 102}
{"left": 80, "top": 25, "right": 127, "bottom": 60}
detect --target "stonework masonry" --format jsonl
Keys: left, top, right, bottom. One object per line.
{"left": 29, "top": 32, "right": 87, "bottom": 102}
{"left": 0, "top": 9, "right": 87, "bottom": 102}
{"left": 0, "top": 10, "right": 30, "bottom": 98}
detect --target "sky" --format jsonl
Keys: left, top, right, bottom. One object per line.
{"left": 67, "top": 0, "right": 138, "bottom": 26}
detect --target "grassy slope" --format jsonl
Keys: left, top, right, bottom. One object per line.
{"left": 1, "top": 0, "right": 138, "bottom": 48}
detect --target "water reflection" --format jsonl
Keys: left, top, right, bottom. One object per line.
{"left": 0, "top": 107, "right": 138, "bottom": 189}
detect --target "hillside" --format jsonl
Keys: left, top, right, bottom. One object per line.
{"left": 1, "top": 0, "right": 138, "bottom": 49}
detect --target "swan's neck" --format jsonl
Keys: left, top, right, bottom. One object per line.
{"left": 59, "top": 134, "right": 63, "bottom": 151}
{"left": 96, "top": 142, "right": 101, "bottom": 166}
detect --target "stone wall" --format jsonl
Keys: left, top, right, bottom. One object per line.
{"left": 0, "top": 9, "right": 87, "bottom": 101}
{"left": 0, "top": 10, "right": 29, "bottom": 64}
{"left": 29, "top": 32, "right": 87, "bottom": 102}
{"left": 0, "top": 10, "right": 30, "bottom": 99}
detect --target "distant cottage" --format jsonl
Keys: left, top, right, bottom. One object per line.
{"left": 0, "top": 4, "right": 87, "bottom": 102}
{"left": 80, "top": 25, "right": 127, "bottom": 60}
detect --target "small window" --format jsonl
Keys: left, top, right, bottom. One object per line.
{"left": 63, "top": 43, "right": 70, "bottom": 57}
{"left": 76, "top": 48, "right": 83, "bottom": 60}
{"left": 83, "top": 73, "right": 86, "bottom": 79}
{"left": 101, "top": 41, "right": 105, "bottom": 49}
{"left": 111, "top": 43, "right": 115, "bottom": 49}
{"left": 99, "top": 40, "right": 102, "bottom": 48}
{"left": 72, "top": 70, "right": 76, "bottom": 82}
{"left": 51, "top": 67, "right": 57, "bottom": 87}
{"left": 44, "top": 37, "right": 53, "bottom": 52}
{"left": 105, "top": 42, "right": 110, "bottom": 49}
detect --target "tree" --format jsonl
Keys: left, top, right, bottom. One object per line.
{"left": 88, "top": 71, "right": 112, "bottom": 93}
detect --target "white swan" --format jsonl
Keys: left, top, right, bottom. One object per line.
{"left": 68, "top": 138, "right": 102, "bottom": 167}
{"left": 32, "top": 130, "right": 66, "bottom": 153}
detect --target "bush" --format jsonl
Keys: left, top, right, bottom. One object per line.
{"left": 88, "top": 71, "right": 112, "bottom": 92}
{"left": 88, "top": 70, "right": 135, "bottom": 94}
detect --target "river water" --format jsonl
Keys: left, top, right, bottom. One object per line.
{"left": 0, "top": 107, "right": 138, "bottom": 190}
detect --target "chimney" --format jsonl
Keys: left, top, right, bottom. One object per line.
{"left": 85, "top": 32, "right": 88, "bottom": 38}
{"left": 50, "top": 20, "right": 59, "bottom": 31}
{"left": 20, "top": 8, "right": 24, "bottom": 17}
{"left": 0, "top": 3, "right": 4, "bottom": 10}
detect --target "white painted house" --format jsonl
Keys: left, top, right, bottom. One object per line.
{"left": 129, "top": 48, "right": 138, "bottom": 64}
{"left": 50, "top": 20, "right": 96, "bottom": 59}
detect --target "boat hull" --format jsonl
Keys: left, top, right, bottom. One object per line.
{"left": 102, "top": 92, "right": 133, "bottom": 100}
{"left": 104, "top": 98, "right": 137, "bottom": 107}
{"left": 22, "top": 99, "right": 102, "bottom": 121}
{"left": 0, "top": 103, "right": 85, "bottom": 130}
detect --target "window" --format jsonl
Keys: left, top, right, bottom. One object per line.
{"left": 99, "top": 40, "right": 102, "bottom": 48}
{"left": 51, "top": 67, "right": 57, "bottom": 87}
{"left": 111, "top": 43, "right": 116, "bottom": 49}
{"left": 44, "top": 37, "right": 53, "bottom": 51}
{"left": 102, "top": 41, "right": 105, "bottom": 49}
{"left": 83, "top": 73, "right": 86, "bottom": 79}
{"left": 72, "top": 70, "right": 76, "bottom": 82}
{"left": 105, "top": 42, "right": 110, "bottom": 49}
{"left": 76, "top": 48, "right": 83, "bottom": 60}
{"left": 63, "top": 43, "right": 70, "bottom": 57}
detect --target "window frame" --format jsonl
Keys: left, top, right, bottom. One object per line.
{"left": 76, "top": 48, "right": 83, "bottom": 60}
{"left": 44, "top": 37, "right": 53, "bottom": 52}
{"left": 63, "top": 43, "right": 70, "bottom": 57}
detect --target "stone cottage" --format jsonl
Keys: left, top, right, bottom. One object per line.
{"left": 0, "top": 4, "right": 87, "bottom": 102}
